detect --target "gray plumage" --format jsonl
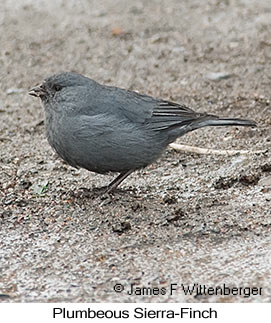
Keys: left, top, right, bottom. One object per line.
{"left": 29, "top": 72, "right": 256, "bottom": 191}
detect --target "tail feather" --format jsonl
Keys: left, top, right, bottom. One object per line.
{"left": 190, "top": 115, "right": 256, "bottom": 130}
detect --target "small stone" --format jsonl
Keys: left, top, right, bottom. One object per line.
{"left": 259, "top": 175, "right": 271, "bottom": 188}
{"left": 112, "top": 221, "right": 131, "bottom": 234}
{"left": 172, "top": 47, "right": 185, "bottom": 53}
{"left": 162, "top": 194, "right": 177, "bottom": 204}
{"left": 205, "top": 72, "right": 233, "bottom": 81}
{"left": 6, "top": 88, "right": 25, "bottom": 95}
{"left": 31, "top": 180, "right": 49, "bottom": 195}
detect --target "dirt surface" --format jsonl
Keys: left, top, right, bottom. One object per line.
{"left": 0, "top": 0, "right": 271, "bottom": 303}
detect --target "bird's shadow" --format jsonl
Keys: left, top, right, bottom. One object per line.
{"left": 66, "top": 186, "right": 140, "bottom": 205}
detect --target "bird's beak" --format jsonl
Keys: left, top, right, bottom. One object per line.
{"left": 28, "top": 84, "right": 47, "bottom": 98}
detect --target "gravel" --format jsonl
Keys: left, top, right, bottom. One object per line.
{"left": 0, "top": 0, "right": 270, "bottom": 302}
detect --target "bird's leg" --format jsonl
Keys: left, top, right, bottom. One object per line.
{"left": 106, "top": 170, "right": 134, "bottom": 193}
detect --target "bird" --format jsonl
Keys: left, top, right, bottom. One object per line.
{"left": 29, "top": 72, "right": 256, "bottom": 192}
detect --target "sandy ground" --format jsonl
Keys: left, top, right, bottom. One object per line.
{"left": 0, "top": 0, "right": 271, "bottom": 302}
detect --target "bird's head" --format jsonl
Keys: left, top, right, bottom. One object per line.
{"left": 28, "top": 72, "right": 91, "bottom": 103}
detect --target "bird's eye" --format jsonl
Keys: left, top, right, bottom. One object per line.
{"left": 53, "top": 84, "right": 62, "bottom": 92}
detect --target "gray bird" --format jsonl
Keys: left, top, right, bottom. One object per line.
{"left": 29, "top": 72, "right": 256, "bottom": 192}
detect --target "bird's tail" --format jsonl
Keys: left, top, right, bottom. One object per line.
{"left": 189, "top": 115, "right": 256, "bottom": 131}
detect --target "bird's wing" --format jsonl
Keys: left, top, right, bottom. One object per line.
{"left": 80, "top": 83, "right": 205, "bottom": 131}
{"left": 78, "top": 84, "right": 155, "bottom": 122}
{"left": 99, "top": 86, "right": 205, "bottom": 130}
{"left": 149, "top": 100, "right": 205, "bottom": 131}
